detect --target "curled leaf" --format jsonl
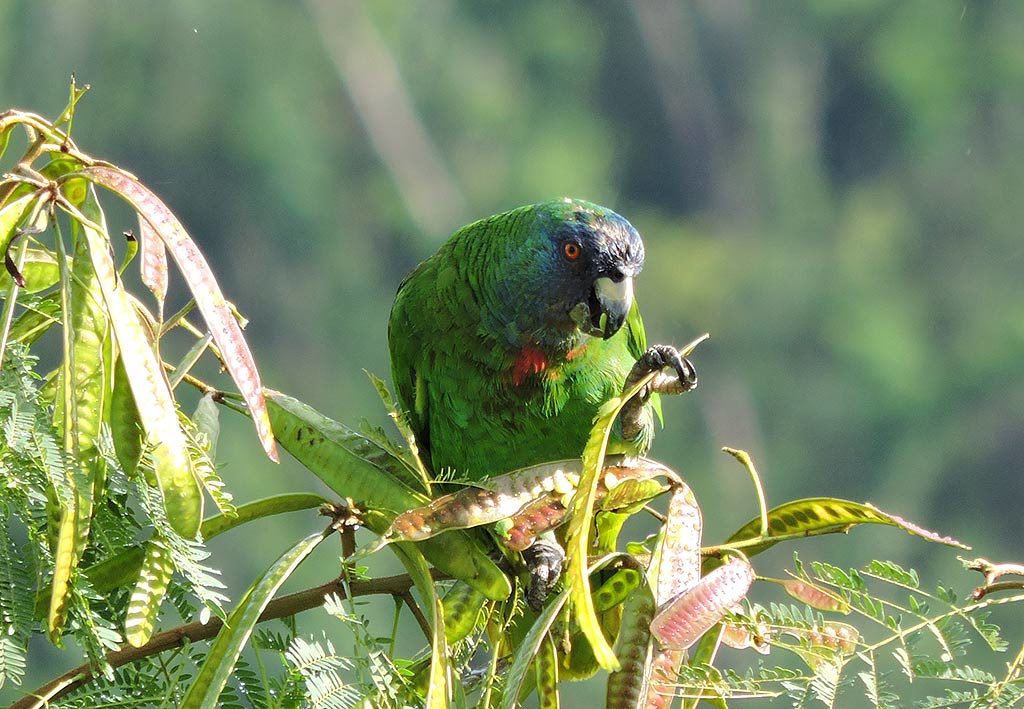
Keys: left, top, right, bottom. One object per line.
{"left": 0, "top": 248, "right": 60, "bottom": 292}
{"left": 75, "top": 165, "right": 277, "bottom": 462}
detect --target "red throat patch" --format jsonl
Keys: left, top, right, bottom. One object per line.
{"left": 512, "top": 346, "right": 548, "bottom": 386}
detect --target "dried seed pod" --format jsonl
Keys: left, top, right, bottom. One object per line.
{"left": 504, "top": 492, "right": 569, "bottom": 551}
{"left": 389, "top": 461, "right": 582, "bottom": 541}
{"left": 655, "top": 484, "right": 703, "bottom": 605}
{"left": 720, "top": 622, "right": 771, "bottom": 654}
{"left": 650, "top": 556, "right": 755, "bottom": 651}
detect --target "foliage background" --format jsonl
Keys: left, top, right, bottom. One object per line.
{"left": 3, "top": 0, "right": 1023, "bottom": 703}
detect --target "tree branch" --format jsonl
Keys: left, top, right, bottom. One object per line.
{"left": 12, "top": 571, "right": 438, "bottom": 709}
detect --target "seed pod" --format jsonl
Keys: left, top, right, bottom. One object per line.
{"left": 655, "top": 484, "right": 702, "bottom": 605}
{"left": 125, "top": 535, "right": 175, "bottom": 647}
{"left": 605, "top": 584, "right": 655, "bottom": 709}
{"left": 720, "top": 622, "right": 771, "bottom": 654}
{"left": 442, "top": 582, "right": 486, "bottom": 644}
{"left": 504, "top": 492, "right": 568, "bottom": 552}
{"left": 388, "top": 461, "right": 581, "bottom": 541}
{"left": 266, "top": 391, "right": 510, "bottom": 601}
{"left": 600, "top": 477, "right": 668, "bottom": 513}
{"left": 593, "top": 568, "right": 643, "bottom": 612}
{"left": 650, "top": 556, "right": 755, "bottom": 651}
{"left": 782, "top": 578, "right": 850, "bottom": 614}
{"left": 535, "top": 633, "right": 559, "bottom": 709}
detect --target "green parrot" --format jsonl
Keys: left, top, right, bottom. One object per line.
{"left": 388, "top": 198, "right": 696, "bottom": 605}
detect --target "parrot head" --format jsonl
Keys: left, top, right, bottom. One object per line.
{"left": 491, "top": 198, "right": 645, "bottom": 347}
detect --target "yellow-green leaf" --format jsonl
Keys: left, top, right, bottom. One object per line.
{"left": 724, "top": 497, "right": 969, "bottom": 558}
{"left": 181, "top": 528, "right": 331, "bottom": 708}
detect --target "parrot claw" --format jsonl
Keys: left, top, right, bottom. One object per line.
{"left": 627, "top": 344, "right": 698, "bottom": 397}
{"left": 522, "top": 538, "right": 565, "bottom": 611}
{"left": 620, "top": 345, "right": 697, "bottom": 442}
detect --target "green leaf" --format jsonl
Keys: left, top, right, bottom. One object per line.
{"left": 266, "top": 388, "right": 510, "bottom": 601}
{"left": 181, "top": 527, "right": 331, "bottom": 708}
{"left": 500, "top": 588, "right": 570, "bottom": 709}
{"left": 723, "top": 498, "right": 969, "bottom": 559}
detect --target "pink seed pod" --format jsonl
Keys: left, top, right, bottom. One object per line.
{"left": 504, "top": 493, "right": 569, "bottom": 551}
{"left": 782, "top": 578, "right": 850, "bottom": 613}
{"left": 650, "top": 556, "right": 755, "bottom": 651}
{"left": 388, "top": 461, "right": 582, "bottom": 540}
{"left": 655, "top": 484, "right": 703, "bottom": 605}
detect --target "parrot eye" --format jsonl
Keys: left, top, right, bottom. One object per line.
{"left": 562, "top": 242, "right": 581, "bottom": 261}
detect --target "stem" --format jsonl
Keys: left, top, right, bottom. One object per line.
{"left": 722, "top": 447, "right": 769, "bottom": 538}
{"left": 0, "top": 237, "right": 28, "bottom": 370}
{"left": 403, "top": 590, "right": 432, "bottom": 640}
{"left": 12, "top": 571, "right": 441, "bottom": 709}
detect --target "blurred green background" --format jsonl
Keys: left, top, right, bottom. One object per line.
{"left": 4, "top": 0, "right": 1024, "bottom": 704}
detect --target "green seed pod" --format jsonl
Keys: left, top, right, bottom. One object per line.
{"left": 605, "top": 583, "right": 656, "bottom": 709}
{"left": 442, "top": 582, "right": 487, "bottom": 644}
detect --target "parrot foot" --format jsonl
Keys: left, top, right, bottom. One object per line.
{"left": 621, "top": 344, "right": 698, "bottom": 441}
{"left": 522, "top": 538, "right": 565, "bottom": 611}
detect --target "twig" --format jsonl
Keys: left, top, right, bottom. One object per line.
{"left": 12, "top": 571, "right": 442, "bottom": 709}
{"left": 972, "top": 581, "right": 1024, "bottom": 601}
{"left": 402, "top": 591, "right": 432, "bottom": 641}
{"left": 961, "top": 556, "right": 1024, "bottom": 585}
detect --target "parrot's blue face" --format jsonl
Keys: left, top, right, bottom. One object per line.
{"left": 532, "top": 199, "right": 643, "bottom": 344}
{"left": 483, "top": 199, "right": 643, "bottom": 348}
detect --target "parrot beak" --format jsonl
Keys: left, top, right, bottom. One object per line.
{"left": 590, "top": 275, "right": 634, "bottom": 339}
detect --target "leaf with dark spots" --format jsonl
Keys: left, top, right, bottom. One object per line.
{"left": 723, "top": 498, "right": 969, "bottom": 559}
